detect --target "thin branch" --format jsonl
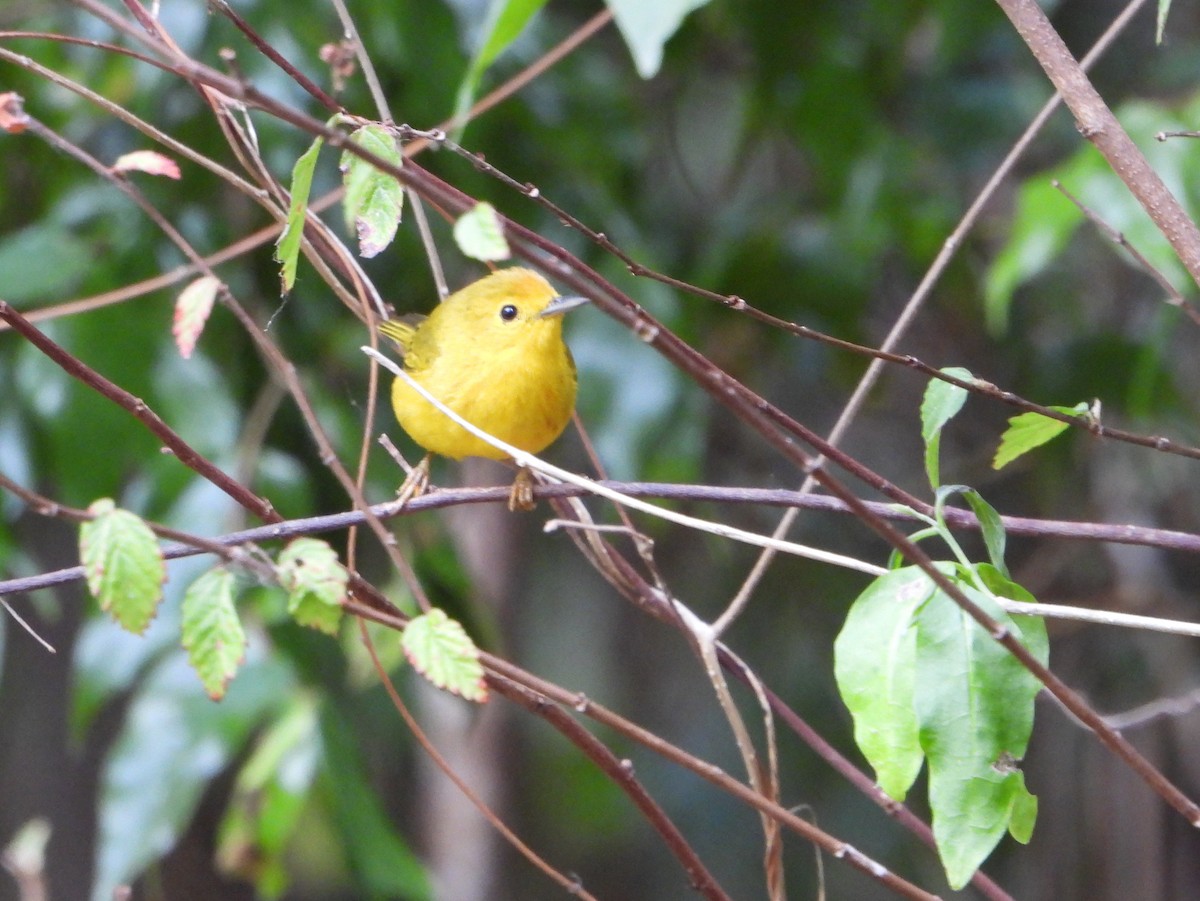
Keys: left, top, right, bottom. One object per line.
{"left": 716, "top": 0, "right": 1154, "bottom": 633}
{"left": 208, "top": 0, "right": 342, "bottom": 113}
{"left": 366, "top": 347, "right": 885, "bottom": 575}
{"left": 403, "top": 124, "right": 1200, "bottom": 466}
{"left": 0, "top": 301, "right": 277, "bottom": 522}
{"left": 358, "top": 621, "right": 604, "bottom": 901}
{"left": 486, "top": 672, "right": 735, "bottom": 901}
{"left": 994, "top": 0, "right": 1200, "bottom": 288}
{"left": 1104, "top": 687, "right": 1200, "bottom": 730}
{"left": 1053, "top": 178, "right": 1200, "bottom": 327}
{"left": 471, "top": 651, "right": 943, "bottom": 901}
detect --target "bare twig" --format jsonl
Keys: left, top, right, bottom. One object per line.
{"left": 1053, "top": 178, "right": 1200, "bottom": 327}
{"left": 357, "top": 621, "right": 606, "bottom": 901}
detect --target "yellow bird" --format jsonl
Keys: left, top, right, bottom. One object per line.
{"left": 378, "top": 267, "right": 587, "bottom": 507}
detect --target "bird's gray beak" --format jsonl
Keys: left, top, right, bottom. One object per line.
{"left": 538, "top": 294, "right": 590, "bottom": 319}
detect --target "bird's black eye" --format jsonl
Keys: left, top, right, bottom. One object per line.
{"left": 500, "top": 304, "right": 518, "bottom": 321}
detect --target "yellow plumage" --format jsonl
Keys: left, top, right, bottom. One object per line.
{"left": 379, "top": 267, "right": 583, "bottom": 462}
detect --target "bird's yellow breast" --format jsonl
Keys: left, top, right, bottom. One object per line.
{"left": 385, "top": 268, "right": 579, "bottom": 461}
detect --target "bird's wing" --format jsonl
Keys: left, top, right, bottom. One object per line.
{"left": 378, "top": 313, "right": 425, "bottom": 361}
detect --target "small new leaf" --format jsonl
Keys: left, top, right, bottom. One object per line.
{"left": 174, "top": 275, "right": 220, "bottom": 359}
{"left": 275, "top": 136, "right": 324, "bottom": 293}
{"left": 276, "top": 538, "right": 346, "bottom": 635}
{"left": 920, "top": 367, "right": 973, "bottom": 489}
{"left": 401, "top": 609, "right": 488, "bottom": 703}
{"left": 453, "top": 202, "right": 510, "bottom": 262}
{"left": 0, "top": 91, "right": 30, "bottom": 134}
{"left": 992, "top": 403, "right": 1088, "bottom": 470}
{"left": 1158, "top": 0, "right": 1173, "bottom": 43}
{"left": 339, "top": 124, "right": 404, "bottom": 258}
{"left": 79, "top": 499, "right": 165, "bottom": 634}
{"left": 962, "top": 489, "right": 1008, "bottom": 577}
{"left": 181, "top": 567, "right": 245, "bottom": 700}
{"left": 450, "top": 0, "right": 550, "bottom": 139}
{"left": 609, "top": 0, "right": 712, "bottom": 78}
{"left": 112, "top": 150, "right": 181, "bottom": 179}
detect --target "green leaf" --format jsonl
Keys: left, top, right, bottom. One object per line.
{"left": 834, "top": 567, "right": 935, "bottom": 800}
{"left": 93, "top": 651, "right": 294, "bottom": 900}
{"left": 79, "top": 498, "right": 165, "bottom": 634}
{"left": 180, "top": 567, "right": 246, "bottom": 700}
{"left": 275, "top": 136, "right": 323, "bottom": 293}
{"left": 450, "top": 0, "right": 549, "bottom": 138}
{"left": 401, "top": 608, "right": 488, "bottom": 703}
{"left": 1158, "top": 0, "right": 1173, "bottom": 43}
{"left": 319, "top": 706, "right": 432, "bottom": 899}
{"left": 452, "top": 201, "right": 510, "bottom": 262}
{"left": 218, "top": 696, "right": 321, "bottom": 897}
{"left": 992, "top": 403, "right": 1088, "bottom": 470}
{"left": 984, "top": 176, "right": 1081, "bottom": 334}
{"left": 0, "top": 223, "right": 92, "bottom": 305}
{"left": 920, "top": 367, "right": 973, "bottom": 489}
{"left": 915, "top": 579, "right": 1047, "bottom": 889}
{"left": 972, "top": 563, "right": 1050, "bottom": 660}
{"left": 608, "top": 0, "right": 714, "bottom": 78}
{"left": 962, "top": 489, "right": 1008, "bottom": 577}
{"left": 276, "top": 538, "right": 346, "bottom": 636}
{"left": 986, "top": 99, "right": 1200, "bottom": 333}
{"left": 339, "top": 124, "right": 404, "bottom": 258}
{"left": 1008, "top": 777, "right": 1039, "bottom": 843}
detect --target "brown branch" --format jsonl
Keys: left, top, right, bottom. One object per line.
{"left": 0, "top": 302, "right": 277, "bottom": 522}
{"left": 488, "top": 673, "right": 734, "bottom": 901}
{"left": 1053, "top": 178, "right": 1200, "bottom": 327}
{"left": 994, "top": 0, "right": 1200, "bottom": 288}
{"left": 358, "top": 621, "right": 606, "bottom": 901}
{"left": 409, "top": 125, "right": 1200, "bottom": 466}
{"left": 207, "top": 0, "right": 343, "bottom": 114}
{"left": 473, "top": 651, "right": 943, "bottom": 901}
{"left": 5, "top": 478, "right": 1200, "bottom": 598}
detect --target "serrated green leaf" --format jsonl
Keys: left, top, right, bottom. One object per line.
{"left": 915, "top": 580, "right": 1047, "bottom": 889}
{"left": 173, "top": 274, "right": 219, "bottom": 359}
{"left": 79, "top": 499, "right": 165, "bottom": 634}
{"left": 401, "top": 608, "right": 487, "bottom": 703}
{"left": 834, "top": 566, "right": 936, "bottom": 800}
{"left": 274, "top": 136, "right": 323, "bottom": 293}
{"left": 992, "top": 403, "right": 1087, "bottom": 470}
{"left": 609, "top": 0, "right": 713, "bottom": 78}
{"left": 450, "top": 0, "right": 550, "bottom": 139}
{"left": 962, "top": 489, "right": 1008, "bottom": 577}
{"left": 276, "top": 538, "right": 346, "bottom": 636}
{"left": 339, "top": 124, "right": 404, "bottom": 258}
{"left": 920, "top": 367, "right": 973, "bottom": 489}
{"left": 453, "top": 201, "right": 510, "bottom": 262}
{"left": 181, "top": 567, "right": 245, "bottom": 700}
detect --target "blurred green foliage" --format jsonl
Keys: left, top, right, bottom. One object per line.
{"left": 4, "top": 0, "right": 1200, "bottom": 899}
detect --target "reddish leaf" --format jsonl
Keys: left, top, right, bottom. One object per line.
{"left": 174, "top": 275, "right": 220, "bottom": 359}
{"left": 113, "top": 150, "right": 182, "bottom": 179}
